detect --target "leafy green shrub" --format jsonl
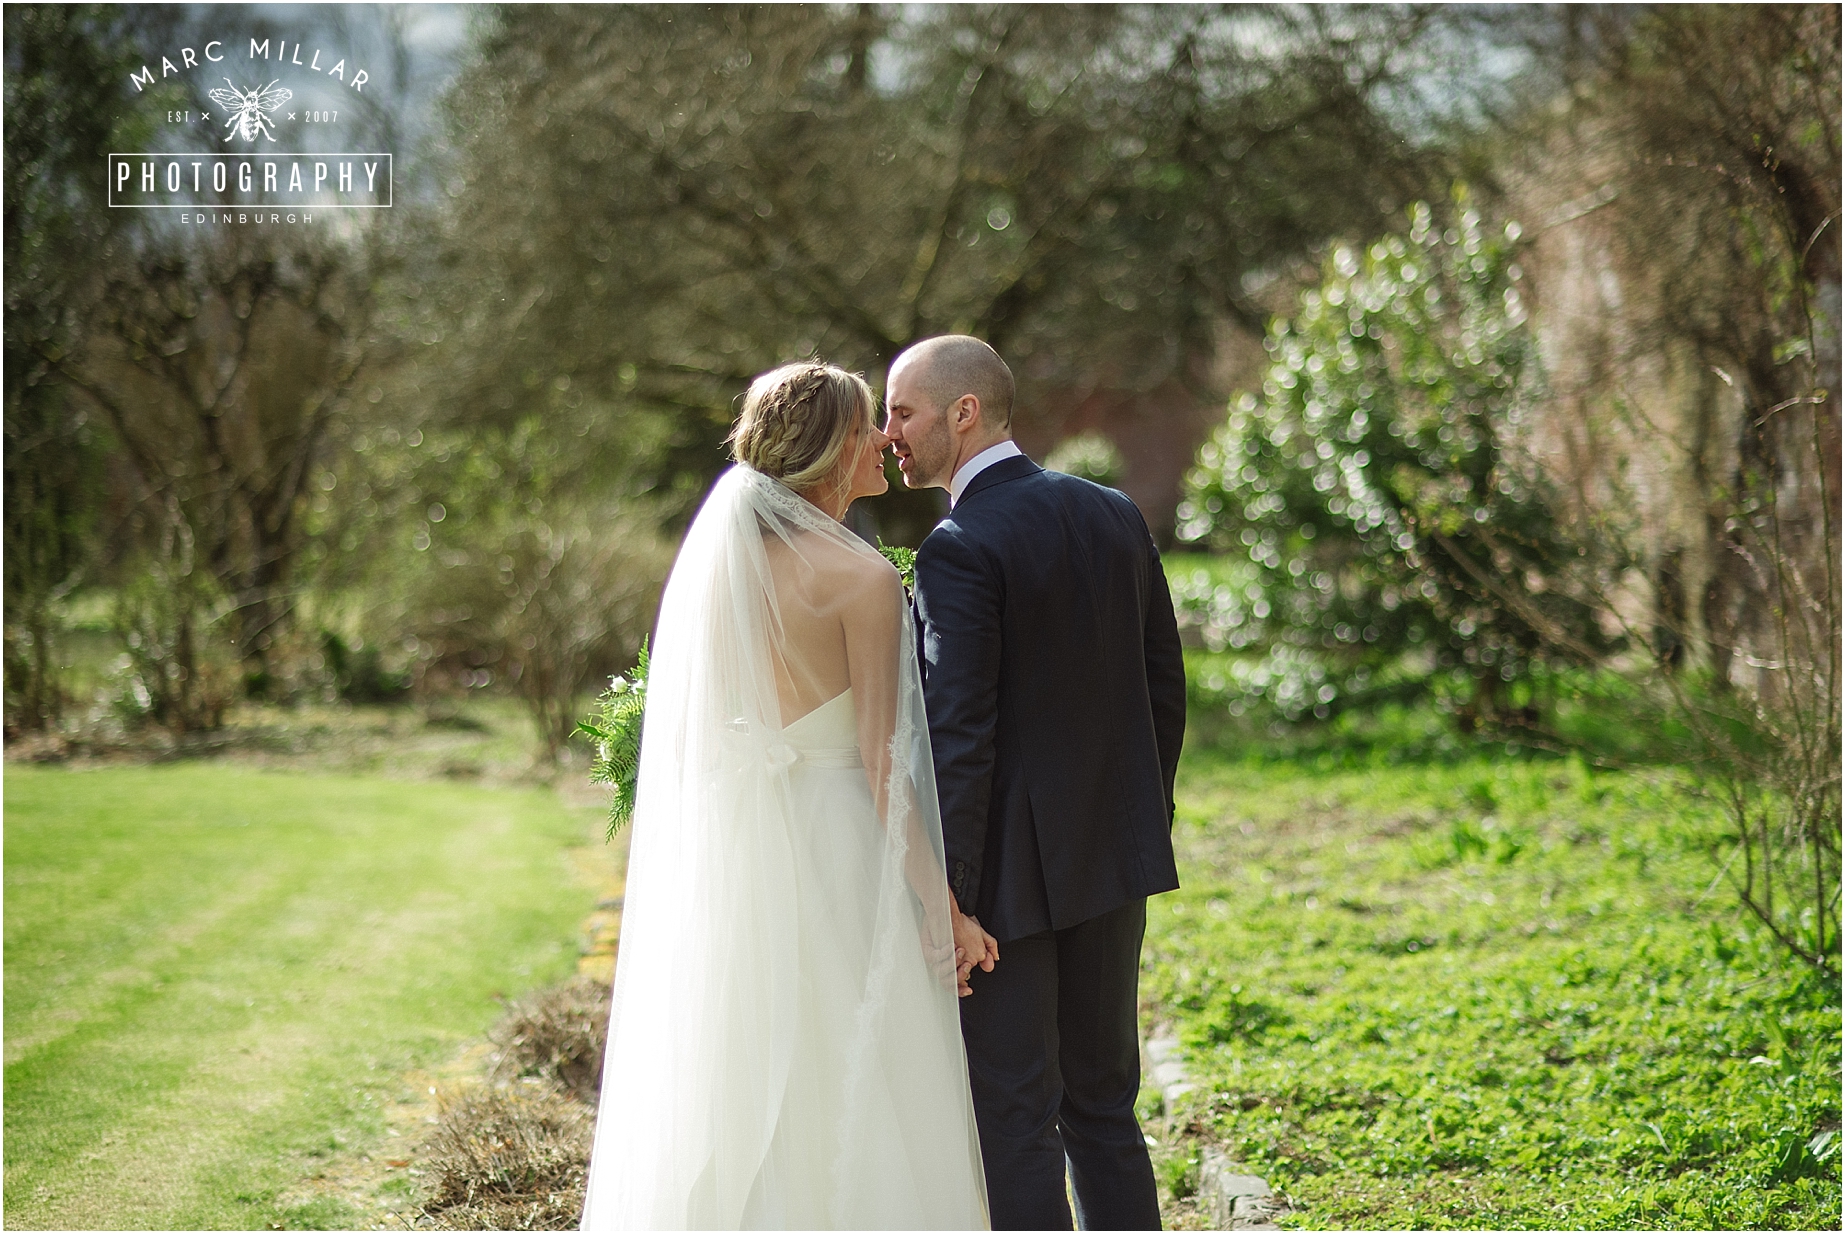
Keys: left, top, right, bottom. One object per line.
{"left": 319, "top": 630, "right": 411, "bottom": 704}
{"left": 1178, "top": 195, "right": 1610, "bottom": 726}
{"left": 108, "top": 549, "right": 238, "bottom": 732}
{"left": 1046, "top": 432, "right": 1126, "bottom": 488}
{"left": 403, "top": 499, "right": 669, "bottom": 759}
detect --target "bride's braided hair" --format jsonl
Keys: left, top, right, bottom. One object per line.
{"left": 729, "top": 361, "right": 877, "bottom": 498}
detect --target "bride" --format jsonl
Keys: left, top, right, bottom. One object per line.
{"left": 581, "top": 362, "right": 993, "bottom": 1230}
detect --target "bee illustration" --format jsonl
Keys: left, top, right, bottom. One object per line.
{"left": 207, "top": 79, "right": 292, "bottom": 143}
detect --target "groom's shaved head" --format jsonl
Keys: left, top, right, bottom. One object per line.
{"left": 893, "top": 335, "right": 1015, "bottom": 428}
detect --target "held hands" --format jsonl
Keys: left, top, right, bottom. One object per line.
{"left": 920, "top": 887, "right": 998, "bottom": 998}
{"left": 950, "top": 894, "right": 999, "bottom": 997}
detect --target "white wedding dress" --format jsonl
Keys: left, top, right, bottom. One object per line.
{"left": 581, "top": 466, "right": 989, "bottom": 1230}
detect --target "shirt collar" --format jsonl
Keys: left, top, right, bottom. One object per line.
{"left": 948, "top": 440, "right": 1024, "bottom": 508}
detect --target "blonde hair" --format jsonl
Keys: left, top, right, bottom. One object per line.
{"left": 729, "top": 361, "right": 877, "bottom": 500}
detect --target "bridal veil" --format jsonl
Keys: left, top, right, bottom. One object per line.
{"left": 581, "top": 464, "right": 988, "bottom": 1230}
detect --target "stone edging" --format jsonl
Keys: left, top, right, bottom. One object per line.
{"left": 1144, "top": 1028, "right": 1290, "bottom": 1230}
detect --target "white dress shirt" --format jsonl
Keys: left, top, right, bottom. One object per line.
{"left": 948, "top": 440, "right": 1024, "bottom": 508}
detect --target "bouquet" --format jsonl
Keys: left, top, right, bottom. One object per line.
{"left": 577, "top": 641, "right": 649, "bottom": 840}
{"left": 877, "top": 541, "right": 915, "bottom": 590}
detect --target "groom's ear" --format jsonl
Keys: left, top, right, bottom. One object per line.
{"left": 951, "top": 394, "right": 982, "bottom": 433}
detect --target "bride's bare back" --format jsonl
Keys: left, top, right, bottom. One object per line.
{"left": 762, "top": 527, "right": 904, "bottom": 750}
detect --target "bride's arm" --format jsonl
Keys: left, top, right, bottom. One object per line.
{"left": 842, "top": 565, "right": 938, "bottom": 887}
{"left": 842, "top": 562, "right": 906, "bottom": 823}
{"left": 842, "top": 562, "right": 991, "bottom": 990}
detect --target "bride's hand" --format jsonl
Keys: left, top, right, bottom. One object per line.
{"left": 917, "top": 898, "right": 959, "bottom": 989}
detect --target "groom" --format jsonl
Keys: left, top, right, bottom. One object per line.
{"left": 885, "top": 336, "right": 1186, "bottom": 1230}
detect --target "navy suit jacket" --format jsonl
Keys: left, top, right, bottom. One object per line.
{"left": 913, "top": 454, "right": 1185, "bottom": 943}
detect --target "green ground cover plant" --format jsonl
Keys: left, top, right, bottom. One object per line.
{"left": 1143, "top": 744, "right": 1841, "bottom": 1230}
{"left": 4, "top": 762, "right": 602, "bottom": 1230}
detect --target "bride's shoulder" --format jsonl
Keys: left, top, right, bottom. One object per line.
{"left": 784, "top": 530, "right": 900, "bottom": 596}
{"left": 843, "top": 542, "right": 902, "bottom": 592}
{"left": 830, "top": 545, "right": 903, "bottom": 615}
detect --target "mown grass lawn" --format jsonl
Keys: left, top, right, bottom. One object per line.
{"left": 1143, "top": 741, "right": 1841, "bottom": 1230}
{"left": 4, "top": 762, "right": 602, "bottom": 1230}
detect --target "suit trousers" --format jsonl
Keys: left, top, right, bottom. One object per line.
{"left": 959, "top": 898, "right": 1161, "bottom": 1230}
